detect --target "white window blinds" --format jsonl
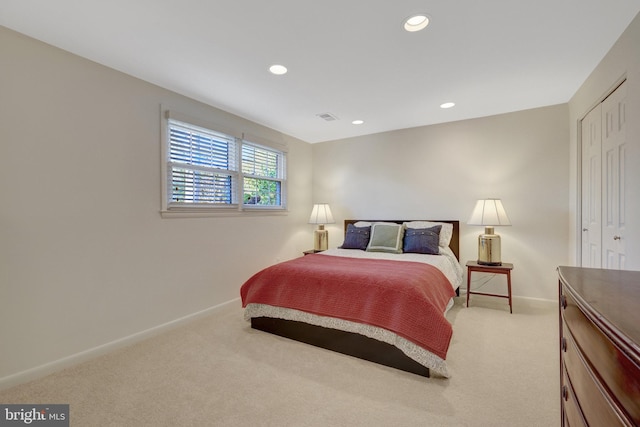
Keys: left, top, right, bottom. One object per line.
{"left": 168, "top": 120, "right": 238, "bottom": 206}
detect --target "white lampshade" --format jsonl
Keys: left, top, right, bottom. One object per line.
{"left": 308, "top": 204, "right": 335, "bottom": 225}
{"left": 468, "top": 199, "right": 511, "bottom": 226}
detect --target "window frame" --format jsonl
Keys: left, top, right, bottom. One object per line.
{"left": 161, "top": 109, "right": 288, "bottom": 218}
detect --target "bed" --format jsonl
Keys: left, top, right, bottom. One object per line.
{"left": 240, "top": 219, "right": 462, "bottom": 378}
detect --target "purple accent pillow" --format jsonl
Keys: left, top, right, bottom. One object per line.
{"left": 340, "top": 224, "right": 371, "bottom": 250}
{"left": 403, "top": 225, "right": 441, "bottom": 255}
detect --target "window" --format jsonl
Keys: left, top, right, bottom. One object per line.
{"left": 162, "top": 111, "right": 287, "bottom": 215}
{"left": 241, "top": 142, "right": 285, "bottom": 206}
{"left": 168, "top": 120, "right": 238, "bottom": 206}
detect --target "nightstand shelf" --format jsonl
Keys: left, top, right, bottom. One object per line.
{"left": 303, "top": 249, "right": 324, "bottom": 255}
{"left": 466, "top": 261, "right": 514, "bottom": 313}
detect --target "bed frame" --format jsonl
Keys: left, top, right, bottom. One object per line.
{"left": 250, "top": 219, "right": 460, "bottom": 377}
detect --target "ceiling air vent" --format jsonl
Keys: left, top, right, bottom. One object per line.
{"left": 316, "top": 112, "right": 339, "bottom": 121}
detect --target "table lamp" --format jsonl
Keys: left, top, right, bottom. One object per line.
{"left": 468, "top": 199, "right": 511, "bottom": 265}
{"left": 308, "top": 204, "right": 335, "bottom": 251}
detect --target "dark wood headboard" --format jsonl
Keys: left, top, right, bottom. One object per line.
{"left": 344, "top": 220, "right": 460, "bottom": 261}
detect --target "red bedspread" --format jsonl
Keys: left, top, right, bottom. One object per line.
{"left": 240, "top": 254, "right": 456, "bottom": 360}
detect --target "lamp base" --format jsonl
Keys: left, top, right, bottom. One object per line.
{"left": 313, "top": 225, "right": 328, "bottom": 251}
{"left": 477, "top": 227, "right": 502, "bottom": 266}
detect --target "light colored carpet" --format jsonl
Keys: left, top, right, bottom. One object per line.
{"left": 0, "top": 296, "right": 560, "bottom": 426}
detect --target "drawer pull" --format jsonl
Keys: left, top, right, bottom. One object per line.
{"left": 560, "top": 294, "right": 567, "bottom": 309}
{"left": 562, "top": 385, "right": 568, "bottom": 401}
{"left": 561, "top": 337, "right": 567, "bottom": 352}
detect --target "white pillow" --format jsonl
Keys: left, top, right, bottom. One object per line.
{"left": 353, "top": 221, "right": 372, "bottom": 227}
{"left": 404, "top": 221, "right": 453, "bottom": 248}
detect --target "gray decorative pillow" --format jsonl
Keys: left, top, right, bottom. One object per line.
{"left": 366, "top": 223, "right": 404, "bottom": 254}
{"left": 403, "top": 225, "right": 441, "bottom": 255}
{"left": 340, "top": 224, "right": 371, "bottom": 250}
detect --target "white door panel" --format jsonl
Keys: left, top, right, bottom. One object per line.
{"left": 581, "top": 104, "right": 602, "bottom": 267}
{"left": 601, "top": 81, "right": 627, "bottom": 269}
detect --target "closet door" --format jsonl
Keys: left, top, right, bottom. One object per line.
{"left": 601, "top": 81, "right": 627, "bottom": 269}
{"left": 580, "top": 80, "right": 627, "bottom": 269}
{"left": 581, "top": 105, "right": 602, "bottom": 268}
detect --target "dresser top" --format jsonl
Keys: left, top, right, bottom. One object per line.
{"left": 558, "top": 266, "right": 640, "bottom": 348}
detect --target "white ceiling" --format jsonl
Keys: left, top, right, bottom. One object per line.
{"left": 2, "top": 1, "right": 639, "bottom": 143}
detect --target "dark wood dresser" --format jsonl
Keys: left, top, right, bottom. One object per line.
{"left": 558, "top": 266, "right": 640, "bottom": 426}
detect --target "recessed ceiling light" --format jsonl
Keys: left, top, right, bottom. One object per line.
{"left": 440, "top": 102, "right": 455, "bottom": 109}
{"left": 352, "top": 120, "right": 364, "bottom": 125}
{"left": 269, "top": 64, "right": 288, "bottom": 75}
{"left": 404, "top": 14, "right": 430, "bottom": 32}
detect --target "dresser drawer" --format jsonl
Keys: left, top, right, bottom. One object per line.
{"left": 561, "top": 364, "right": 586, "bottom": 427}
{"left": 561, "top": 285, "right": 640, "bottom": 423}
{"left": 562, "top": 323, "right": 631, "bottom": 425}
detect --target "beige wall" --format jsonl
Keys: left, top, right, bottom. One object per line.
{"left": 0, "top": 27, "right": 313, "bottom": 385}
{"left": 312, "top": 104, "right": 571, "bottom": 302}
{"left": 568, "top": 12, "right": 640, "bottom": 268}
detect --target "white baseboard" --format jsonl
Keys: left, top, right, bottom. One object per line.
{"left": 513, "top": 295, "right": 558, "bottom": 305}
{"left": 458, "top": 292, "right": 557, "bottom": 312}
{"left": 0, "top": 298, "right": 240, "bottom": 391}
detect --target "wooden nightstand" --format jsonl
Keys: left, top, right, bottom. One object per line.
{"left": 303, "top": 249, "right": 323, "bottom": 255}
{"left": 466, "top": 261, "right": 514, "bottom": 313}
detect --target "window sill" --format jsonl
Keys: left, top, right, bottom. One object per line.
{"left": 160, "top": 208, "right": 288, "bottom": 219}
